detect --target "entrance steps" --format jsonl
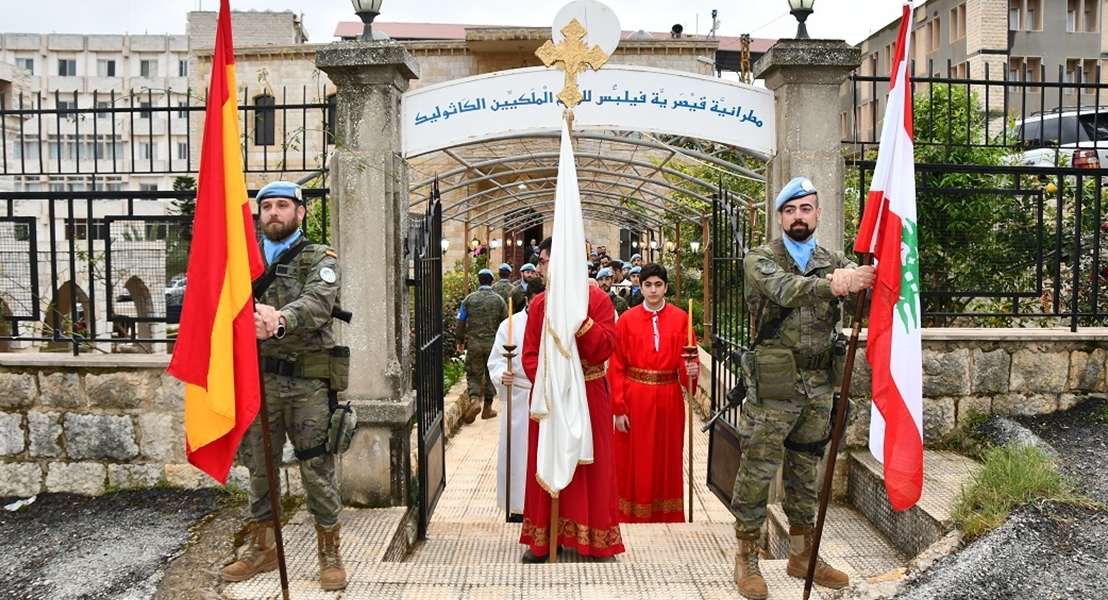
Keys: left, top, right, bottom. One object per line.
{"left": 220, "top": 389, "right": 980, "bottom": 599}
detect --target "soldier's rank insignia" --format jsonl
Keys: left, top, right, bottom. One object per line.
{"left": 320, "top": 267, "right": 337, "bottom": 283}
{"left": 325, "top": 249, "right": 338, "bottom": 258}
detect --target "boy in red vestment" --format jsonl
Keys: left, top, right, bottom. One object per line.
{"left": 610, "top": 263, "right": 699, "bottom": 523}
{"left": 519, "top": 238, "right": 625, "bottom": 561}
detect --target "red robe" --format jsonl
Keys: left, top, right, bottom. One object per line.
{"left": 609, "top": 302, "right": 698, "bottom": 523}
{"left": 519, "top": 285, "right": 624, "bottom": 558}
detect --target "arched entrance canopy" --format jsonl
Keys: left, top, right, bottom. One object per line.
{"left": 404, "top": 65, "right": 772, "bottom": 229}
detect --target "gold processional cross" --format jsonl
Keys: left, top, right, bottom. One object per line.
{"left": 535, "top": 19, "right": 610, "bottom": 110}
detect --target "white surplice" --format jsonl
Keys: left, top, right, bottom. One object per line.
{"left": 487, "top": 310, "right": 531, "bottom": 515}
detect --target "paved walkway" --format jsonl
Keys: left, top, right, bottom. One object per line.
{"left": 223, "top": 394, "right": 905, "bottom": 599}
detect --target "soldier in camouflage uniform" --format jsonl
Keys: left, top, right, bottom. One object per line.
{"left": 730, "top": 177, "right": 874, "bottom": 600}
{"left": 221, "top": 180, "right": 348, "bottom": 591}
{"left": 595, "top": 267, "right": 629, "bottom": 316}
{"left": 457, "top": 269, "right": 508, "bottom": 423}
{"left": 492, "top": 263, "right": 515, "bottom": 304}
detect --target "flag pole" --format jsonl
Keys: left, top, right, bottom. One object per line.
{"left": 502, "top": 343, "right": 517, "bottom": 524}
{"left": 255, "top": 338, "right": 291, "bottom": 600}
{"left": 803, "top": 255, "right": 871, "bottom": 600}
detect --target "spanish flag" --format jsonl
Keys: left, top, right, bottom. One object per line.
{"left": 167, "top": 0, "right": 264, "bottom": 484}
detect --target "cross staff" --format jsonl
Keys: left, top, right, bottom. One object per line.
{"left": 535, "top": 19, "right": 610, "bottom": 109}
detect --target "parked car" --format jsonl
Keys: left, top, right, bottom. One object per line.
{"left": 1012, "top": 107, "right": 1108, "bottom": 168}
{"left": 165, "top": 277, "right": 186, "bottom": 307}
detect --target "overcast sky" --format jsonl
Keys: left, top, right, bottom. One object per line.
{"left": 3, "top": 0, "right": 917, "bottom": 46}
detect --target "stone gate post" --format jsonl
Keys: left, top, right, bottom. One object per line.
{"left": 755, "top": 40, "right": 861, "bottom": 253}
{"left": 316, "top": 42, "right": 419, "bottom": 507}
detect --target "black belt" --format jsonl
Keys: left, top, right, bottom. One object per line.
{"left": 262, "top": 356, "right": 302, "bottom": 378}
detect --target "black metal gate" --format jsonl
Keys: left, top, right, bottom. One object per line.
{"left": 706, "top": 186, "right": 757, "bottom": 507}
{"left": 409, "top": 182, "right": 446, "bottom": 540}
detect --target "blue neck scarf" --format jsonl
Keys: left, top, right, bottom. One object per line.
{"left": 262, "top": 229, "right": 302, "bottom": 266}
{"left": 782, "top": 235, "right": 816, "bottom": 272}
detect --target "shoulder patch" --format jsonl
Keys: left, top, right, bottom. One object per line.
{"left": 325, "top": 249, "right": 338, "bottom": 258}
{"left": 756, "top": 259, "right": 779, "bottom": 275}
{"left": 319, "top": 266, "right": 337, "bottom": 284}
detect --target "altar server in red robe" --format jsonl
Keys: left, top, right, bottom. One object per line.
{"left": 610, "top": 262, "right": 699, "bottom": 523}
{"left": 519, "top": 237, "right": 625, "bottom": 562}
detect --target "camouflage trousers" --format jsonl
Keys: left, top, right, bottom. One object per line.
{"left": 242, "top": 374, "right": 342, "bottom": 526}
{"left": 465, "top": 346, "right": 497, "bottom": 400}
{"left": 730, "top": 385, "right": 834, "bottom": 534}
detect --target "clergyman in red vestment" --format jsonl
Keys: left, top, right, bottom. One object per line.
{"left": 610, "top": 263, "right": 699, "bottom": 523}
{"left": 519, "top": 238, "right": 625, "bottom": 561}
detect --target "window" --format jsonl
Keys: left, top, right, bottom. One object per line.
{"left": 56, "top": 100, "right": 77, "bottom": 118}
{"left": 97, "top": 59, "right": 116, "bottom": 77}
{"left": 14, "top": 141, "right": 40, "bottom": 160}
{"left": 176, "top": 101, "right": 188, "bottom": 119}
{"left": 15, "top": 58, "right": 33, "bottom": 74}
{"left": 139, "top": 59, "right": 158, "bottom": 78}
{"left": 1009, "top": 7, "right": 1020, "bottom": 30}
{"left": 950, "top": 3, "right": 966, "bottom": 42}
{"left": 176, "top": 142, "right": 188, "bottom": 161}
{"left": 139, "top": 102, "right": 152, "bottom": 119}
{"left": 253, "top": 95, "right": 275, "bottom": 146}
{"left": 178, "top": 59, "right": 188, "bottom": 77}
{"left": 138, "top": 142, "right": 157, "bottom": 160}
{"left": 139, "top": 184, "right": 158, "bottom": 192}
{"left": 58, "top": 59, "right": 76, "bottom": 77}
{"left": 96, "top": 101, "right": 110, "bottom": 119}
{"left": 1069, "top": 9, "right": 1078, "bottom": 32}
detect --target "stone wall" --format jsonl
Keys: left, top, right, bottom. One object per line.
{"left": 2, "top": 328, "right": 1105, "bottom": 499}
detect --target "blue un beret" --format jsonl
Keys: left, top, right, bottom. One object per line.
{"left": 498, "top": 263, "right": 512, "bottom": 272}
{"left": 630, "top": 253, "right": 642, "bottom": 260}
{"left": 775, "top": 177, "right": 818, "bottom": 211}
{"left": 478, "top": 268, "right": 494, "bottom": 277}
{"left": 520, "top": 263, "right": 537, "bottom": 272}
{"left": 596, "top": 267, "right": 613, "bottom": 278}
{"left": 256, "top": 180, "right": 304, "bottom": 203}
{"left": 629, "top": 266, "right": 642, "bottom": 274}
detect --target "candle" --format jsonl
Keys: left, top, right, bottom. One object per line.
{"left": 687, "top": 299, "right": 694, "bottom": 347}
{"left": 507, "top": 297, "right": 513, "bottom": 342}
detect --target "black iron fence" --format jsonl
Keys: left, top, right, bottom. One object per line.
{"left": 0, "top": 89, "right": 334, "bottom": 353}
{"left": 845, "top": 61, "right": 1108, "bottom": 330}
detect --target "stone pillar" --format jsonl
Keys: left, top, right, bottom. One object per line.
{"left": 316, "top": 42, "right": 419, "bottom": 507}
{"left": 754, "top": 40, "right": 861, "bottom": 253}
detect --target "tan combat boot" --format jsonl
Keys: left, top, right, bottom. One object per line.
{"left": 481, "top": 399, "right": 498, "bottom": 420}
{"left": 315, "top": 523, "right": 347, "bottom": 590}
{"left": 464, "top": 396, "right": 482, "bottom": 424}
{"left": 734, "top": 530, "right": 768, "bottom": 600}
{"left": 220, "top": 521, "right": 278, "bottom": 582}
{"left": 785, "top": 525, "right": 849, "bottom": 589}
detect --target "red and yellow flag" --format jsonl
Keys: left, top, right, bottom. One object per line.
{"left": 167, "top": 0, "right": 264, "bottom": 484}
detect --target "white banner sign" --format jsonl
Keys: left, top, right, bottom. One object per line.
{"left": 401, "top": 65, "right": 775, "bottom": 158}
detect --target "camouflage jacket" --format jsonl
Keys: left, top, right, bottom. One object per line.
{"left": 743, "top": 238, "right": 857, "bottom": 358}
{"left": 609, "top": 290, "right": 629, "bottom": 316}
{"left": 457, "top": 287, "right": 508, "bottom": 351}
{"left": 509, "top": 283, "right": 528, "bottom": 314}
{"left": 258, "top": 236, "right": 342, "bottom": 361}
{"left": 491, "top": 280, "right": 514, "bottom": 304}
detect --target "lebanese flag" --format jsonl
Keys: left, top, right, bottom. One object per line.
{"left": 167, "top": 0, "right": 264, "bottom": 484}
{"left": 853, "top": 1, "right": 924, "bottom": 512}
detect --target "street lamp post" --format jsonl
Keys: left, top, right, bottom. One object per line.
{"left": 787, "top": 0, "right": 815, "bottom": 39}
{"left": 351, "top": 0, "right": 385, "bottom": 41}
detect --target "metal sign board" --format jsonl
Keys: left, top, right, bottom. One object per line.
{"left": 401, "top": 65, "right": 775, "bottom": 158}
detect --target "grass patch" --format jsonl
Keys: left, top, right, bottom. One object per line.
{"left": 952, "top": 442, "right": 1090, "bottom": 540}
{"left": 932, "top": 409, "right": 992, "bottom": 460}
{"left": 444, "top": 356, "right": 466, "bottom": 391}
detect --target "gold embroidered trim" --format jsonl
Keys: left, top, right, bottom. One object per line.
{"left": 575, "top": 317, "right": 594, "bottom": 338}
{"left": 618, "top": 497, "right": 685, "bottom": 518}
{"left": 522, "top": 515, "right": 624, "bottom": 552}
{"left": 583, "top": 361, "right": 607, "bottom": 381}
{"left": 625, "top": 367, "right": 679, "bottom": 386}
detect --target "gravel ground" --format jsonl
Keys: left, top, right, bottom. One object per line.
{"left": 892, "top": 397, "right": 1108, "bottom": 600}
{"left": 0, "top": 488, "right": 228, "bottom": 600}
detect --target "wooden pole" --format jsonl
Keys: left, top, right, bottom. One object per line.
{"left": 502, "top": 343, "right": 517, "bottom": 523}
{"left": 803, "top": 255, "right": 871, "bottom": 600}
{"left": 675, "top": 225, "right": 682, "bottom": 304}
{"left": 683, "top": 345, "right": 697, "bottom": 522}
{"left": 549, "top": 496, "right": 560, "bottom": 563}
{"left": 700, "top": 217, "right": 710, "bottom": 346}
{"left": 463, "top": 219, "right": 471, "bottom": 294}
{"left": 255, "top": 339, "right": 290, "bottom": 600}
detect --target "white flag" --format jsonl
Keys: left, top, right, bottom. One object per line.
{"left": 530, "top": 116, "right": 592, "bottom": 496}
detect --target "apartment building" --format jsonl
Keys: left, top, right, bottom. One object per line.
{"left": 844, "top": 0, "right": 1107, "bottom": 140}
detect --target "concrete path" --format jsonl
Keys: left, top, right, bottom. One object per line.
{"left": 222, "top": 391, "right": 906, "bottom": 599}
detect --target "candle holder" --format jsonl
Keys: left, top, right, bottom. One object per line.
{"left": 682, "top": 344, "right": 698, "bottom": 522}
{"left": 501, "top": 342, "right": 518, "bottom": 524}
